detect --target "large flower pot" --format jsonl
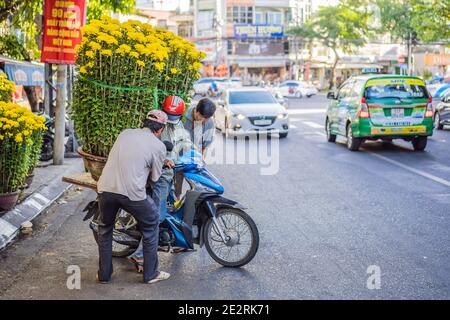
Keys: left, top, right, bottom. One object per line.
{"left": 0, "top": 191, "right": 20, "bottom": 211}
{"left": 24, "top": 171, "right": 35, "bottom": 189}
{"left": 77, "top": 147, "right": 107, "bottom": 181}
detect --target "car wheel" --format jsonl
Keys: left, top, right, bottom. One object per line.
{"left": 306, "top": 94, "right": 312, "bottom": 98}
{"left": 346, "top": 124, "right": 362, "bottom": 151}
{"left": 434, "top": 113, "right": 444, "bottom": 130}
{"left": 412, "top": 136, "right": 427, "bottom": 151}
{"left": 326, "top": 118, "right": 337, "bottom": 143}
{"left": 295, "top": 91, "right": 303, "bottom": 98}
{"left": 279, "top": 132, "right": 288, "bottom": 138}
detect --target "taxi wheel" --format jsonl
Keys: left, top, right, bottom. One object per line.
{"left": 346, "top": 124, "right": 362, "bottom": 151}
{"left": 326, "top": 119, "right": 336, "bottom": 143}
{"left": 412, "top": 136, "right": 427, "bottom": 151}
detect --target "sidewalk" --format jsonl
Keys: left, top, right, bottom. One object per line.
{"left": 0, "top": 158, "right": 84, "bottom": 251}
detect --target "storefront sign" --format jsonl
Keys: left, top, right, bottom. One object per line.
{"left": 235, "top": 42, "right": 284, "bottom": 56}
{"left": 3, "top": 62, "right": 45, "bottom": 87}
{"left": 234, "top": 24, "right": 284, "bottom": 38}
{"left": 424, "top": 54, "right": 450, "bottom": 66}
{"left": 41, "top": 0, "right": 86, "bottom": 64}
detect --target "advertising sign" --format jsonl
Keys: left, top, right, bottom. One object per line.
{"left": 424, "top": 54, "right": 450, "bottom": 66}
{"left": 235, "top": 42, "right": 284, "bottom": 56}
{"left": 41, "top": 0, "right": 86, "bottom": 64}
{"left": 234, "top": 24, "right": 284, "bottom": 38}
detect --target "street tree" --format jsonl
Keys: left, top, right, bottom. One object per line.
{"left": 374, "top": 0, "right": 450, "bottom": 75}
{"left": 288, "top": 0, "right": 372, "bottom": 89}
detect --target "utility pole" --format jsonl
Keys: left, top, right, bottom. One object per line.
{"left": 407, "top": 32, "right": 413, "bottom": 76}
{"left": 53, "top": 64, "right": 67, "bottom": 165}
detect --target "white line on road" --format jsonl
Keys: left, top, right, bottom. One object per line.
{"left": 364, "top": 150, "right": 450, "bottom": 188}
{"left": 287, "top": 109, "right": 326, "bottom": 115}
{"left": 290, "top": 124, "right": 298, "bottom": 129}
{"left": 303, "top": 121, "right": 324, "bottom": 129}
{"left": 298, "top": 124, "right": 450, "bottom": 188}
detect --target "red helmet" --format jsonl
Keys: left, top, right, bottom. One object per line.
{"left": 162, "top": 96, "right": 185, "bottom": 124}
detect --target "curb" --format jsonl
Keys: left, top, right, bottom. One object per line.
{"left": 0, "top": 162, "right": 82, "bottom": 251}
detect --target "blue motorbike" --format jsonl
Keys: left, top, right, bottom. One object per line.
{"left": 85, "top": 149, "right": 259, "bottom": 268}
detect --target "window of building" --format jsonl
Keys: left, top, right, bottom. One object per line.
{"left": 198, "top": 10, "right": 214, "bottom": 31}
{"left": 227, "top": 6, "right": 253, "bottom": 24}
{"left": 267, "top": 11, "right": 282, "bottom": 25}
{"left": 255, "top": 11, "right": 264, "bottom": 24}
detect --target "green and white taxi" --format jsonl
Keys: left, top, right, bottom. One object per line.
{"left": 325, "top": 74, "right": 434, "bottom": 151}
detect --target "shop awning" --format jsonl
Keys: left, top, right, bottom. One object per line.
{"left": 0, "top": 55, "right": 45, "bottom": 87}
{"left": 234, "top": 57, "right": 287, "bottom": 68}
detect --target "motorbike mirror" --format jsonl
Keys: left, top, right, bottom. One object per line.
{"left": 327, "top": 92, "right": 336, "bottom": 100}
{"left": 163, "top": 141, "right": 174, "bottom": 152}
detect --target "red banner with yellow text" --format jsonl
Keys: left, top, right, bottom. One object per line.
{"left": 41, "top": 0, "right": 86, "bottom": 64}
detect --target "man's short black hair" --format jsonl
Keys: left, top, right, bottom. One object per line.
{"left": 143, "top": 119, "right": 165, "bottom": 132}
{"left": 196, "top": 98, "right": 216, "bottom": 118}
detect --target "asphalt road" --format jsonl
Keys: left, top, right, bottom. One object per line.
{"left": 1, "top": 94, "right": 450, "bottom": 299}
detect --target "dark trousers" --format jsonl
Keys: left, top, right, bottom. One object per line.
{"left": 98, "top": 192, "right": 160, "bottom": 282}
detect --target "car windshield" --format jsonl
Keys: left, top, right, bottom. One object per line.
{"left": 229, "top": 91, "right": 277, "bottom": 104}
{"left": 365, "top": 83, "right": 428, "bottom": 99}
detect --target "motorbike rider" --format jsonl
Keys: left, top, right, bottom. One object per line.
{"left": 96, "top": 110, "right": 170, "bottom": 284}
{"left": 208, "top": 80, "right": 218, "bottom": 96}
{"left": 128, "top": 96, "right": 193, "bottom": 268}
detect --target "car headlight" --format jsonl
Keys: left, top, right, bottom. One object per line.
{"left": 234, "top": 114, "right": 246, "bottom": 120}
{"left": 277, "top": 113, "right": 288, "bottom": 119}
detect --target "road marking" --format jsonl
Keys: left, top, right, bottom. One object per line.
{"left": 364, "top": 150, "right": 450, "bottom": 188}
{"left": 288, "top": 118, "right": 305, "bottom": 123}
{"left": 303, "top": 121, "right": 323, "bottom": 129}
{"left": 290, "top": 124, "right": 298, "bottom": 129}
{"left": 298, "top": 125, "right": 450, "bottom": 188}
{"left": 287, "top": 109, "right": 326, "bottom": 115}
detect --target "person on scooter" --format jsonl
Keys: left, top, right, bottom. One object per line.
{"left": 208, "top": 80, "right": 218, "bottom": 97}
{"left": 128, "top": 96, "right": 193, "bottom": 269}
{"left": 173, "top": 98, "right": 216, "bottom": 199}
{"left": 96, "top": 110, "right": 170, "bottom": 284}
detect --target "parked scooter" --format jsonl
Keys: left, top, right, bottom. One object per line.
{"left": 39, "top": 113, "right": 74, "bottom": 161}
{"left": 84, "top": 149, "right": 259, "bottom": 268}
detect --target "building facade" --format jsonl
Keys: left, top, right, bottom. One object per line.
{"left": 193, "top": 0, "right": 291, "bottom": 81}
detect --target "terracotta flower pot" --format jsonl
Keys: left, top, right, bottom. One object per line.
{"left": 24, "top": 172, "right": 35, "bottom": 189}
{"left": 77, "top": 147, "right": 107, "bottom": 181}
{"left": 0, "top": 191, "right": 20, "bottom": 211}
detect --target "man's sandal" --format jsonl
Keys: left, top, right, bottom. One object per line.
{"left": 128, "top": 257, "right": 143, "bottom": 273}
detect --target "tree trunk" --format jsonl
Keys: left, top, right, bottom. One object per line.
{"left": 330, "top": 47, "right": 339, "bottom": 90}
{"left": 24, "top": 86, "right": 39, "bottom": 112}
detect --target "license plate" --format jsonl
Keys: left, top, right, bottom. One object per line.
{"left": 254, "top": 119, "right": 272, "bottom": 125}
{"left": 371, "top": 126, "right": 426, "bottom": 135}
{"left": 391, "top": 108, "right": 404, "bottom": 118}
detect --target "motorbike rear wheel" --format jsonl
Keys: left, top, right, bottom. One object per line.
{"left": 204, "top": 208, "right": 259, "bottom": 268}
{"left": 92, "top": 210, "right": 138, "bottom": 258}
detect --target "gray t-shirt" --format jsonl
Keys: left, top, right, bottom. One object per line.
{"left": 183, "top": 106, "right": 215, "bottom": 150}
{"left": 97, "top": 128, "right": 165, "bottom": 201}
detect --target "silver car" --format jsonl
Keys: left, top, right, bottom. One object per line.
{"left": 215, "top": 87, "right": 289, "bottom": 138}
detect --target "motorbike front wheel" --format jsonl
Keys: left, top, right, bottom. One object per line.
{"left": 204, "top": 208, "right": 259, "bottom": 268}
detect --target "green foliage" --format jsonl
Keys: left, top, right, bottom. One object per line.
{"left": 374, "top": 0, "right": 450, "bottom": 44}
{"left": 86, "top": 0, "right": 136, "bottom": 22}
{"left": 410, "top": 0, "right": 450, "bottom": 43}
{"left": 0, "top": 33, "right": 31, "bottom": 60}
{"left": 288, "top": 0, "right": 372, "bottom": 88}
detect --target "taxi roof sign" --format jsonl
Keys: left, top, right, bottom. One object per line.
{"left": 362, "top": 67, "right": 380, "bottom": 74}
